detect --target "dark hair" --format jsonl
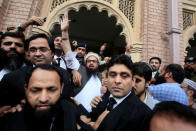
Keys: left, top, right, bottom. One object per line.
{"left": 107, "top": 54, "right": 133, "bottom": 73}
{"left": 165, "top": 64, "right": 185, "bottom": 83}
{"left": 25, "top": 64, "right": 63, "bottom": 86}
{"left": 76, "top": 43, "right": 87, "bottom": 49}
{"left": 24, "top": 33, "right": 55, "bottom": 53}
{"left": 0, "top": 32, "right": 25, "bottom": 46}
{"left": 149, "top": 57, "right": 162, "bottom": 64}
{"left": 151, "top": 101, "right": 196, "bottom": 125}
{"left": 132, "top": 62, "right": 152, "bottom": 82}
{"left": 52, "top": 35, "right": 62, "bottom": 41}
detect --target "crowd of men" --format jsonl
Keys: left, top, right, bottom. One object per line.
{"left": 0, "top": 14, "right": 196, "bottom": 131}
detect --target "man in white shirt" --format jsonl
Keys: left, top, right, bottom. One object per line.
{"left": 74, "top": 52, "right": 102, "bottom": 112}
{"left": 59, "top": 14, "right": 102, "bottom": 112}
{"left": 53, "top": 35, "right": 79, "bottom": 70}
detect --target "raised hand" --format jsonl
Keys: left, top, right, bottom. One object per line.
{"left": 29, "top": 16, "right": 46, "bottom": 26}
{"left": 60, "top": 14, "right": 71, "bottom": 32}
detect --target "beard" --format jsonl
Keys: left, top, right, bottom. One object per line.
{"left": 25, "top": 98, "right": 61, "bottom": 120}
{"left": 86, "top": 67, "right": 99, "bottom": 75}
{"left": 76, "top": 54, "right": 84, "bottom": 64}
{"left": 0, "top": 48, "right": 24, "bottom": 71}
{"left": 33, "top": 106, "right": 52, "bottom": 119}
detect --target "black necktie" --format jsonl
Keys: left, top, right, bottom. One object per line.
{"left": 107, "top": 97, "right": 117, "bottom": 111}
{"left": 56, "top": 58, "right": 61, "bottom": 66}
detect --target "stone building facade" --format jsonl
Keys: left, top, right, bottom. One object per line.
{"left": 0, "top": 0, "right": 196, "bottom": 66}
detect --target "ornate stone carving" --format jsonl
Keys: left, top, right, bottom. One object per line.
{"left": 119, "top": 0, "right": 135, "bottom": 27}
{"left": 103, "top": 0, "right": 112, "bottom": 4}
{"left": 51, "top": 0, "right": 68, "bottom": 12}
{"left": 50, "top": 0, "right": 135, "bottom": 27}
{"left": 34, "top": 0, "right": 142, "bottom": 61}
{"left": 183, "top": 10, "right": 194, "bottom": 30}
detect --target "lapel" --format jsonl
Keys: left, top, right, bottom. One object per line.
{"left": 97, "top": 92, "right": 144, "bottom": 131}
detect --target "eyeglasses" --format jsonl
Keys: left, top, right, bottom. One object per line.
{"left": 185, "top": 61, "right": 195, "bottom": 64}
{"left": 86, "top": 60, "right": 98, "bottom": 63}
{"left": 29, "top": 47, "right": 50, "bottom": 53}
{"left": 2, "top": 41, "right": 23, "bottom": 47}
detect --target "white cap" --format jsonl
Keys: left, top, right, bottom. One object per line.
{"left": 183, "top": 78, "right": 196, "bottom": 90}
{"left": 84, "top": 52, "right": 100, "bottom": 64}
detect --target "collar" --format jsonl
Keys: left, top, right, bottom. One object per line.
{"left": 54, "top": 55, "right": 62, "bottom": 59}
{"left": 144, "top": 91, "right": 148, "bottom": 103}
{"left": 109, "top": 91, "right": 132, "bottom": 109}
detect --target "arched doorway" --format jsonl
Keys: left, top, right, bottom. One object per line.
{"left": 32, "top": 0, "right": 139, "bottom": 60}
{"left": 49, "top": 7, "right": 126, "bottom": 56}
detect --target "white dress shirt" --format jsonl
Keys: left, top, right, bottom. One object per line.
{"left": 110, "top": 91, "right": 132, "bottom": 109}
{"left": 0, "top": 69, "right": 10, "bottom": 81}
{"left": 74, "top": 75, "right": 102, "bottom": 112}
{"left": 54, "top": 51, "right": 80, "bottom": 70}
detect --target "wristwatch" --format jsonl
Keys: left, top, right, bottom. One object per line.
{"left": 16, "top": 24, "right": 25, "bottom": 31}
{"left": 62, "top": 38, "right": 69, "bottom": 41}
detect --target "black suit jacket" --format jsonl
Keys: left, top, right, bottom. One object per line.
{"left": 0, "top": 66, "right": 73, "bottom": 106}
{"left": 0, "top": 100, "right": 78, "bottom": 131}
{"left": 154, "top": 72, "right": 160, "bottom": 80}
{"left": 90, "top": 91, "right": 152, "bottom": 131}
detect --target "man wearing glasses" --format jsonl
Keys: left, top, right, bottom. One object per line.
{"left": 74, "top": 52, "right": 102, "bottom": 113}
{"left": 0, "top": 33, "right": 73, "bottom": 116}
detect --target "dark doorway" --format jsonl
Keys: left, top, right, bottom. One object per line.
{"left": 186, "top": 33, "right": 196, "bottom": 58}
{"left": 50, "top": 7, "right": 126, "bottom": 57}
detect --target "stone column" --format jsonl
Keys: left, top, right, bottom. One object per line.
{"left": 167, "top": 0, "right": 181, "bottom": 64}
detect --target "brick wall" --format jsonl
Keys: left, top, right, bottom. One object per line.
{"left": 142, "top": 0, "right": 169, "bottom": 65}
{"left": 0, "top": 0, "right": 185, "bottom": 64}
{"left": 0, "top": 0, "right": 43, "bottom": 37}
{"left": 0, "top": 0, "right": 10, "bottom": 31}
{"left": 142, "top": 0, "right": 184, "bottom": 65}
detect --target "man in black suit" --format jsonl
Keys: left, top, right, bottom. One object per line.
{"left": 149, "top": 57, "right": 162, "bottom": 79}
{"left": 0, "top": 33, "right": 73, "bottom": 111}
{"left": 0, "top": 64, "right": 78, "bottom": 131}
{"left": 0, "top": 32, "right": 25, "bottom": 81}
{"left": 85, "top": 55, "right": 151, "bottom": 131}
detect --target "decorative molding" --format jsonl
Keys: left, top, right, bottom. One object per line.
{"left": 119, "top": 0, "right": 135, "bottom": 27}
{"left": 39, "top": 0, "right": 134, "bottom": 41}
{"left": 50, "top": 0, "right": 135, "bottom": 27}
{"left": 167, "top": 28, "right": 182, "bottom": 35}
{"left": 33, "top": 0, "right": 143, "bottom": 62}
{"left": 130, "top": 42, "right": 144, "bottom": 62}
{"left": 183, "top": 9, "right": 195, "bottom": 30}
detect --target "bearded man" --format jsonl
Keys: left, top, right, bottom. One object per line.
{"left": 0, "top": 32, "right": 25, "bottom": 80}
